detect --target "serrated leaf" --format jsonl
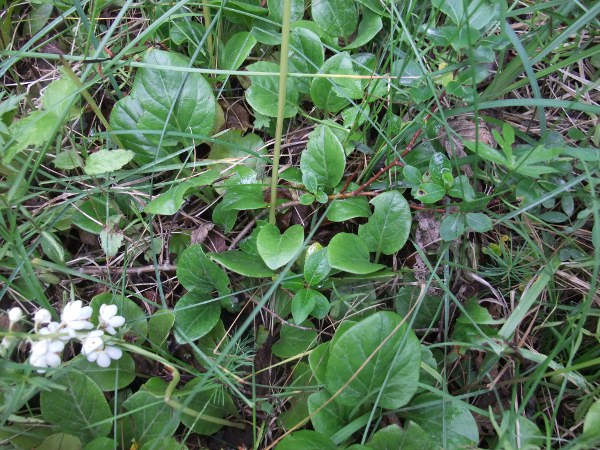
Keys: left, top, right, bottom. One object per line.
{"left": 209, "top": 250, "right": 275, "bottom": 277}
{"left": 41, "top": 371, "right": 112, "bottom": 442}
{"left": 257, "top": 224, "right": 304, "bottom": 270}
{"left": 110, "top": 49, "right": 216, "bottom": 165}
{"left": 222, "top": 32, "right": 257, "bottom": 71}
{"left": 358, "top": 191, "right": 412, "bottom": 255}
{"left": 300, "top": 125, "right": 346, "bottom": 193}
{"left": 176, "top": 244, "right": 230, "bottom": 295}
{"left": 174, "top": 290, "right": 220, "bottom": 344}
{"left": 325, "top": 311, "right": 421, "bottom": 409}
{"left": 246, "top": 61, "right": 299, "bottom": 118}
{"left": 311, "top": 0, "right": 358, "bottom": 39}
{"left": 328, "top": 233, "right": 385, "bottom": 275}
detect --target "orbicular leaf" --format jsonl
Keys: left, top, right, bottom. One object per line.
{"left": 291, "top": 288, "right": 328, "bottom": 324}
{"left": 288, "top": 27, "right": 324, "bottom": 94}
{"left": 174, "top": 290, "right": 220, "bottom": 344}
{"left": 257, "top": 224, "right": 304, "bottom": 270}
{"left": 40, "top": 371, "right": 112, "bottom": 442}
{"left": 403, "top": 393, "right": 479, "bottom": 448}
{"left": 176, "top": 244, "right": 230, "bottom": 295}
{"left": 221, "top": 32, "right": 257, "bottom": 72}
{"left": 325, "top": 311, "right": 421, "bottom": 409}
{"left": 121, "top": 391, "right": 178, "bottom": 445}
{"left": 148, "top": 309, "right": 175, "bottom": 347}
{"left": 208, "top": 130, "right": 266, "bottom": 176}
{"left": 311, "top": 0, "right": 358, "bottom": 39}
{"left": 300, "top": 125, "right": 346, "bottom": 193}
{"left": 466, "top": 212, "right": 493, "bottom": 233}
{"left": 344, "top": 8, "right": 383, "bottom": 50}
{"left": 110, "top": 49, "right": 216, "bottom": 165}
{"left": 246, "top": 61, "right": 299, "bottom": 118}
{"left": 440, "top": 212, "right": 466, "bottom": 241}
{"left": 412, "top": 182, "right": 445, "bottom": 203}
{"left": 326, "top": 196, "right": 371, "bottom": 222}
{"left": 358, "top": 191, "right": 412, "bottom": 255}
{"left": 83, "top": 149, "right": 134, "bottom": 175}
{"left": 327, "top": 233, "right": 385, "bottom": 275}
{"left": 209, "top": 250, "right": 275, "bottom": 278}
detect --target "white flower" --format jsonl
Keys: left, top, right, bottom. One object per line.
{"left": 39, "top": 321, "right": 71, "bottom": 341}
{"left": 8, "top": 307, "right": 23, "bottom": 324}
{"left": 98, "top": 304, "right": 125, "bottom": 335}
{"left": 29, "top": 338, "right": 64, "bottom": 373}
{"left": 34, "top": 308, "right": 52, "bottom": 325}
{"left": 60, "top": 300, "right": 93, "bottom": 332}
{"left": 81, "top": 330, "right": 122, "bottom": 368}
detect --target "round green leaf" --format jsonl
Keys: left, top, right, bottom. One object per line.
{"left": 84, "top": 149, "right": 134, "bottom": 175}
{"left": 257, "top": 224, "right": 304, "bottom": 270}
{"left": 275, "top": 430, "right": 337, "bottom": 450}
{"left": 326, "top": 196, "right": 371, "bottom": 222}
{"left": 300, "top": 125, "right": 346, "bottom": 193}
{"left": 174, "top": 290, "right": 220, "bottom": 344}
{"left": 288, "top": 27, "right": 324, "bottom": 93}
{"left": 311, "top": 0, "right": 358, "bottom": 39}
{"left": 176, "top": 244, "right": 230, "bottom": 294}
{"left": 41, "top": 371, "right": 112, "bottom": 442}
{"left": 269, "top": 0, "right": 305, "bottom": 22}
{"left": 413, "top": 182, "right": 446, "bottom": 203}
{"left": 327, "top": 233, "right": 385, "bottom": 275}
{"left": 70, "top": 352, "right": 136, "bottom": 391}
{"left": 246, "top": 61, "right": 299, "bottom": 118}
{"left": 404, "top": 393, "right": 479, "bottom": 448}
{"left": 209, "top": 250, "right": 275, "bottom": 277}
{"left": 122, "top": 391, "right": 179, "bottom": 445}
{"left": 358, "top": 191, "right": 412, "bottom": 255}
{"left": 83, "top": 437, "right": 116, "bottom": 450}
{"left": 36, "top": 433, "right": 82, "bottom": 450}
{"left": 368, "top": 423, "right": 437, "bottom": 450}
{"left": 308, "top": 390, "right": 352, "bottom": 436}
{"left": 325, "top": 311, "right": 421, "bottom": 409}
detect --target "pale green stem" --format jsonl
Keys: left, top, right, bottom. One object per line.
{"left": 120, "top": 343, "right": 245, "bottom": 430}
{"left": 202, "top": 3, "right": 215, "bottom": 70}
{"left": 268, "top": 0, "right": 293, "bottom": 225}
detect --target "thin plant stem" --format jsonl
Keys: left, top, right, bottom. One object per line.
{"left": 268, "top": 0, "right": 292, "bottom": 225}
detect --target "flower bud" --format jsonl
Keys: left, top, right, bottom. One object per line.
{"left": 34, "top": 308, "right": 52, "bottom": 325}
{"left": 8, "top": 307, "right": 23, "bottom": 324}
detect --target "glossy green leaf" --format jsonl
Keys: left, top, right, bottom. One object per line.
{"left": 412, "top": 183, "right": 445, "bottom": 203}
{"left": 174, "top": 290, "right": 220, "bottom": 344}
{"left": 311, "top": 0, "right": 358, "bottom": 39}
{"left": 144, "top": 170, "right": 219, "bottom": 215}
{"left": 208, "top": 130, "right": 266, "bottom": 176}
{"left": 368, "top": 423, "right": 437, "bottom": 450}
{"left": 428, "top": 152, "right": 452, "bottom": 185}
{"left": 269, "top": 0, "right": 304, "bottom": 22}
{"left": 358, "top": 191, "right": 412, "bottom": 255}
{"left": 291, "top": 288, "right": 327, "bottom": 324}
{"left": 121, "top": 391, "right": 178, "bottom": 445}
{"left": 222, "top": 32, "right": 257, "bottom": 71}
{"left": 448, "top": 175, "right": 475, "bottom": 201}
{"left": 41, "top": 371, "right": 112, "bottom": 442}
{"left": 440, "top": 212, "right": 466, "bottom": 241}
{"left": 288, "top": 27, "right": 324, "bottom": 93}
{"left": 405, "top": 393, "right": 479, "bottom": 448}
{"left": 257, "top": 224, "right": 305, "bottom": 270}
{"left": 326, "top": 196, "right": 371, "bottom": 222}
{"left": 344, "top": 8, "right": 383, "bottom": 50}
{"left": 83, "top": 149, "right": 134, "bottom": 175}
{"left": 392, "top": 59, "right": 425, "bottom": 87}
{"left": 177, "top": 244, "right": 230, "bottom": 294}
{"left": 148, "top": 309, "right": 175, "bottom": 347}
{"left": 328, "top": 233, "right": 385, "bottom": 275}
{"left": 70, "top": 353, "right": 136, "bottom": 391}
{"left": 272, "top": 321, "right": 318, "bottom": 359}
{"left": 246, "top": 61, "right": 299, "bottom": 118}
{"left": 304, "top": 248, "right": 330, "bottom": 286}
{"left": 275, "top": 430, "right": 337, "bottom": 450}
{"left": 308, "top": 342, "right": 330, "bottom": 385}
{"left": 310, "top": 53, "right": 362, "bottom": 112}
{"left": 466, "top": 212, "right": 493, "bottom": 233}
{"left": 209, "top": 250, "right": 275, "bottom": 277}
{"left": 325, "top": 311, "right": 421, "bottom": 409}
{"left": 300, "top": 125, "right": 346, "bottom": 193}
{"left": 110, "top": 49, "right": 216, "bottom": 165}
{"left": 308, "top": 390, "right": 352, "bottom": 436}
{"left": 36, "top": 433, "right": 82, "bottom": 450}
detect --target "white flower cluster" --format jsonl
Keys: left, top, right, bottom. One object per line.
{"left": 2, "top": 302, "right": 126, "bottom": 373}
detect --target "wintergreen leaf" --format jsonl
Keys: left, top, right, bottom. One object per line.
{"left": 457, "top": 298, "right": 504, "bottom": 326}
{"left": 584, "top": 399, "right": 600, "bottom": 437}
{"left": 70, "top": 353, "right": 136, "bottom": 391}
{"left": 209, "top": 250, "right": 276, "bottom": 277}
{"left": 275, "top": 430, "right": 337, "bottom": 450}
{"left": 83, "top": 149, "right": 134, "bottom": 175}
{"left": 246, "top": 61, "right": 299, "bottom": 118}
{"left": 208, "top": 130, "right": 266, "bottom": 176}
{"left": 412, "top": 183, "right": 445, "bottom": 203}
{"left": 440, "top": 213, "right": 466, "bottom": 241}
{"left": 82, "top": 436, "right": 115, "bottom": 450}
{"left": 392, "top": 59, "right": 424, "bottom": 87}
{"left": 176, "top": 244, "right": 230, "bottom": 294}
{"left": 405, "top": 393, "right": 479, "bottom": 448}
{"left": 174, "top": 290, "right": 220, "bottom": 344}
{"left": 448, "top": 175, "right": 475, "bottom": 201}
{"left": 311, "top": 0, "right": 358, "bottom": 39}
{"left": 326, "top": 196, "right": 371, "bottom": 222}
{"left": 121, "top": 391, "right": 178, "bottom": 445}
{"left": 272, "top": 321, "right": 318, "bottom": 359}
{"left": 308, "top": 390, "right": 352, "bottom": 436}
{"left": 368, "top": 423, "right": 437, "bottom": 450}
{"left": 36, "top": 434, "right": 82, "bottom": 450}
{"left": 344, "top": 8, "right": 383, "bottom": 50}
{"left": 428, "top": 152, "right": 452, "bottom": 185}
{"left": 325, "top": 311, "right": 421, "bottom": 409}
{"left": 310, "top": 52, "right": 362, "bottom": 112}
{"left": 300, "top": 125, "right": 346, "bottom": 193}
{"left": 110, "top": 49, "right": 216, "bottom": 165}
{"left": 40, "top": 371, "right": 112, "bottom": 442}
{"left": 148, "top": 309, "right": 175, "bottom": 347}
{"left": 328, "top": 233, "right": 385, "bottom": 275}
{"left": 144, "top": 170, "right": 219, "bottom": 215}
{"left": 257, "top": 224, "right": 304, "bottom": 270}
{"left": 222, "top": 32, "right": 257, "bottom": 71}
{"left": 304, "top": 248, "right": 331, "bottom": 286}
{"left": 466, "top": 212, "right": 493, "bottom": 232}
{"left": 269, "top": 0, "right": 304, "bottom": 22}
{"left": 358, "top": 191, "right": 412, "bottom": 255}
{"left": 288, "top": 27, "right": 324, "bottom": 93}
{"left": 292, "top": 289, "right": 328, "bottom": 324}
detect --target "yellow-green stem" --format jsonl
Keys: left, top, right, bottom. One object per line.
{"left": 268, "top": 0, "right": 293, "bottom": 224}
{"left": 202, "top": 3, "right": 215, "bottom": 70}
